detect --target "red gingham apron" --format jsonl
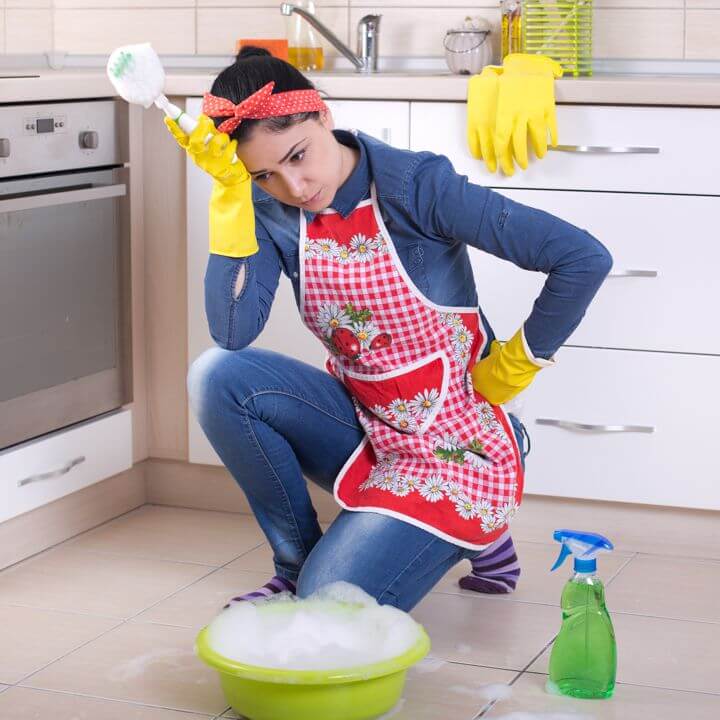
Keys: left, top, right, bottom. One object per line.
{"left": 299, "top": 184, "right": 524, "bottom": 549}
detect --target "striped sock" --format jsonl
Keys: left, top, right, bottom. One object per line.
{"left": 224, "top": 576, "right": 297, "bottom": 608}
{"left": 458, "top": 530, "right": 521, "bottom": 594}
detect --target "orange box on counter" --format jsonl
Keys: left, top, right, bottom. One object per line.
{"left": 236, "top": 39, "right": 289, "bottom": 60}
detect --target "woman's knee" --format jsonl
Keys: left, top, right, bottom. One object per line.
{"left": 296, "top": 559, "right": 402, "bottom": 608}
{"left": 187, "top": 346, "right": 260, "bottom": 421}
{"left": 296, "top": 558, "right": 380, "bottom": 603}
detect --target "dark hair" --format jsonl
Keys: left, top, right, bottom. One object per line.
{"left": 210, "top": 46, "right": 321, "bottom": 143}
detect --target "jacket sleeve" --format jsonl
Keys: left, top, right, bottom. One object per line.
{"left": 203, "top": 221, "right": 282, "bottom": 351}
{"left": 407, "top": 153, "right": 613, "bottom": 359}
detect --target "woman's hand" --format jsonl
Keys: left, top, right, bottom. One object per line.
{"left": 165, "top": 114, "right": 258, "bottom": 257}
{"left": 471, "top": 329, "right": 553, "bottom": 405}
{"left": 165, "top": 114, "right": 251, "bottom": 186}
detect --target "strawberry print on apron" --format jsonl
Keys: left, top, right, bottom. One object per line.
{"left": 299, "top": 184, "right": 524, "bottom": 549}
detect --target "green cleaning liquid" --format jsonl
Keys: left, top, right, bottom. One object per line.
{"left": 547, "top": 530, "right": 617, "bottom": 699}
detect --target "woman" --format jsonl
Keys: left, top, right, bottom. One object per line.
{"left": 167, "top": 47, "right": 612, "bottom": 612}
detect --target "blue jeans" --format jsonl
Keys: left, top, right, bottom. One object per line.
{"left": 188, "top": 346, "right": 528, "bottom": 612}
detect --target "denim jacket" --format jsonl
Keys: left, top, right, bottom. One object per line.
{"left": 204, "top": 129, "right": 613, "bottom": 361}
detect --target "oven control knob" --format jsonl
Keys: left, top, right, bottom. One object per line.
{"left": 79, "top": 130, "right": 99, "bottom": 150}
{"left": 0, "top": 138, "right": 10, "bottom": 158}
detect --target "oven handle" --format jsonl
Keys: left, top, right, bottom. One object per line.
{"left": 0, "top": 183, "right": 126, "bottom": 213}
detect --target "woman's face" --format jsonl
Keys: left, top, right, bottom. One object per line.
{"left": 236, "top": 109, "right": 346, "bottom": 212}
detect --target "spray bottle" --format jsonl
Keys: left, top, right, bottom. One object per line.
{"left": 547, "top": 529, "right": 617, "bottom": 699}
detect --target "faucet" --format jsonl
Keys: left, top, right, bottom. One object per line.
{"left": 280, "top": 3, "right": 381, "bottom": 73}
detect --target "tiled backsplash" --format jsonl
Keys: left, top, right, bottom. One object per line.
{"left": 1, "top": 1, "right": 719, "bottom": 61}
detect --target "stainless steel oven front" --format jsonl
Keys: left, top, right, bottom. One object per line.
{"left": 0, "top": 100, "right": 132, "bottom": 450}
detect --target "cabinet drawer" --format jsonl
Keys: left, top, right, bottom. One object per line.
{"left": 470, "top": 189, "right": 719, "bottom": 354}
{"left": 410, "top": 102, "right": 720, "bottom": 195}
{"left": 519, "top": 348, "right": 718, "bottom": 509}
{"left": 0, "top": 409, "right": 132, "bottom": 523}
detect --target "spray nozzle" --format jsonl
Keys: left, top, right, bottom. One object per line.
{"left": 551, "top": 529, "right": 613, "bottom": 574}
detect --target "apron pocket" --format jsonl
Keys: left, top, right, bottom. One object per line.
{"left": 341, "top": 351, "right": 450, "bottom": 435}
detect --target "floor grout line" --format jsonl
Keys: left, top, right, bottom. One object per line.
{"left": 472, "top": 626, "right": 561, "bottom": 719}
{"left": 30, "top": 546, "right": 229, "bottom": 568}
{"left": 13, "top": 618, "right": 127, "bottom": 687}
{"left": 521, "top": 669, "right": 720, "bottom": 697}
{"left": 145, "top": 502, "right": 258, "bottom": 519}
{"left": 122, "top": 541, "right": 272, "bottom": 623}
{"left": 0, "top": 601, "right": 123, "bottom": 622}
{"left": 7, "top": 685, "right": 217, "bottom": 717}
{"left": 0, "top": 504, "right": 146, "bottom": 575}
{"left": 0, "top": 543, "right": 272, "bottom": 628}
{"left": 428, "top": 590, "right": 720, "bottom": 625}
{"left": 607, "top": 551, "right": 638, "bottom": 585}
{"left": 422, "top": 657, "right": 532, "bottom": 673}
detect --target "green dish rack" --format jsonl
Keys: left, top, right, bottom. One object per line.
{"left": 521, "top": 0, "right": 593, "bottom": 76}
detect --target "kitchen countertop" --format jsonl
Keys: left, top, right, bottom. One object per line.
{"left": 2, "top": 67, "right": 720, "bottom": 106}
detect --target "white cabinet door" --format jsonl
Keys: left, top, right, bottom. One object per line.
{"left": 468, "top": 189, "right": 720, "bottom": 354}
{"left": 520, "top": 347, "right": 719, "bottom": 509}
{"left": 410, "top": 102, "right": 720, "bottom": 195}
{"left": 187, "top": 99, "right": 410, "bottom": 464}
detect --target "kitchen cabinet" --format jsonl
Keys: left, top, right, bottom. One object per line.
{"left": 410, "top": 100, "right": 719, "bottom": 509}
{"left": 186, "top": 99, "right": 410, "bottom": 465}
{"left": 0, "top": 409, "right": 132, "bottom": 523}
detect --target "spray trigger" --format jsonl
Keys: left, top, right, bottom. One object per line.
{"left": 551, "top": 543, "right": 572, "bottom": 572}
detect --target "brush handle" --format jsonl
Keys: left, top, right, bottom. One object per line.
{"left": 155, "top": 94, "right": 238, "bottom": 164}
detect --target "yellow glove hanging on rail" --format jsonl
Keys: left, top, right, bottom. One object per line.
{"left": 471, "top": 328, "right": 554, "bottom": 406}
{"left": 493, "top": 54, "right": 564, "bottom": 176}
{"left": 468, "top": 65, "right": 503, "bottom": 174}
{"left": 165, "top": 114, "right": 257, "bottom": 258}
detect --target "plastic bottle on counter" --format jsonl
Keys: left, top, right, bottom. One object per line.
{"left": 286, "top": 0, "right": 324, "bottom": 71}
{"left": 500, "top": 0, "right": 523, "bottom": 59}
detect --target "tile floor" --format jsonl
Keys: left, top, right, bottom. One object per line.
{"left": 0, "top": 504, "right": 718, "bottom": 719}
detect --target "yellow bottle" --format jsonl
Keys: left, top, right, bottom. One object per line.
{"left": 288, "top": 46, "right": 324, "bottom": 71}
{"left": 286, "top": 0, "right": 324, "bottom": 71}
{"left": 501, "top": 0, "right": 522, "bottom": 59}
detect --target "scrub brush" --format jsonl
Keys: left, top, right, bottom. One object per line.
{"left": 107, "top": 42, "right": 205, "bottom": 139}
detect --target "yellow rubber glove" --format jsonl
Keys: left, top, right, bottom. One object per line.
{"left": 164, "top": 114, "right": 258, "bottom": 258}
{"left": 494, "top": 54, "right": 564, "bottom": 176}
{"left": 467, "top": 66, "right": 503, "bottom": 174}
{"left": 471, "top": 328, "right": 554, "bottom": 406}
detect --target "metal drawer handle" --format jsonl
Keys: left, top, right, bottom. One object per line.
{"left": 536, "top": 418, "right": 655, "bottom": 434}
{"left": 0, "top": 183, "right": 126, "bottom": 213}
{"left": 17, "top": 456, "right": 86, "bottom": 487}
{"left": 551, "top": 145, "right": 660, "bottom": 155}
{"left": 608, "top": 269, "right": 658, "bottom": 278}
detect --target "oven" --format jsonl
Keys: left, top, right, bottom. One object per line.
{"left": 0, "top": 100, "right": 132, "bottom": 450}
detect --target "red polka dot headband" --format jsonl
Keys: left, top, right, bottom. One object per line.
{"left": 202, "top": 81, "right": 328, "bottom": 135}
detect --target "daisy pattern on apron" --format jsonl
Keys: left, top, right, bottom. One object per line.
{"left": 299, "top": 185, "right": 524, "bottom": 549}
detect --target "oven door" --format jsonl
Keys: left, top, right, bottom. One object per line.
{"left": 0, "top": 167, "right": 132, "bottom": 449}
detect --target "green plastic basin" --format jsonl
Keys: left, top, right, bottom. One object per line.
{"left": 194, "top": 602, "right": 431, "bottom": 720}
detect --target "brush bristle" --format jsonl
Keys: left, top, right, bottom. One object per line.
{"left": 109, "top": 50, "right": 134, "bottom": 79}
{"left": 106, "top": 42, "right": 165, "bottom": 109}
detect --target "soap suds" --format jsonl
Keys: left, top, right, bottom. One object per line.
{"left": 206, "top": 581, "right": 424, "bottom": 671}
